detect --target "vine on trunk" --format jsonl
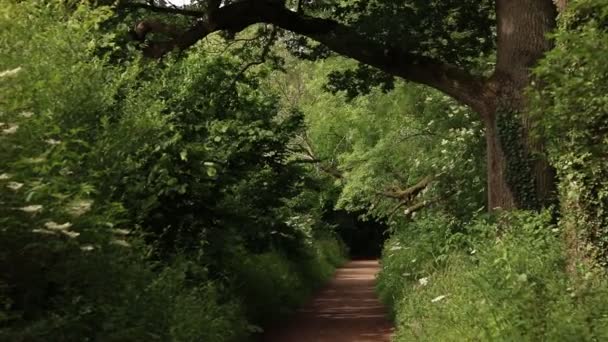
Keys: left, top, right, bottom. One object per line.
{"left": 496, "top": 99, "right": 539, "bottom": 210}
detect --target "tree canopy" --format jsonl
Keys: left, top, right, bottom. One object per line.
{"left": 2, "top": 0, "right": 608, "bottom": 341}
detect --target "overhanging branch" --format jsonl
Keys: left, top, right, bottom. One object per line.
{"left": 132, "top": 0, "right": 489, "bottom": 110}
{"left": 122, "top": 2, "right": 206, "bottom": 17}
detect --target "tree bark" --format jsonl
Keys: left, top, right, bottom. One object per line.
{"left": 481, "top": 0, "right": 558, "bottom": 210}
{"left": 482, "top": 107, "right": 516, "bottom": 210}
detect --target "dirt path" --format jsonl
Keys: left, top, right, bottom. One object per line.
{"left": 262, "top": 260, "right": 394, "bottom": 342}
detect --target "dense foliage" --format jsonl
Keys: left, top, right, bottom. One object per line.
{"left": 370, "top": 1, "right": 608, "bottom": 340}
{"left": 0, "top": 2, "right": 345, "bottom": 340}
{"left": 531, "top": 0, "right": 608, "bottom": 265}
{"left": 379, "top": 212, "right": 608, "bottom": 341}
{"left": 269, "top": 1, "right": 608, "bottom": 340}
{"left": 2, "top": 0, "right": 608, "bottom": 340}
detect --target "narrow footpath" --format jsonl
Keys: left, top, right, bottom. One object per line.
{"left": 262, "top": 260, "right": 394, "bottom": 342}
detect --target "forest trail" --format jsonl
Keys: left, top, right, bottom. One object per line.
{"left": 262, "top": 260, "right": 394, "bottom": 342}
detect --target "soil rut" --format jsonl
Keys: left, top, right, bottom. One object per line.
{"left": 262, "top": 260, "right": 394, "bottom": 342}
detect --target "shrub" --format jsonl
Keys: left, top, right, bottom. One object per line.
{"left": 379, "top": 211, "right": 608, "bottom": 341}
{"left": 530, "top": 0, "right": 608, "bottom": 265}
{"left": 0, "top": 2, "right": 346, "bottom": 341}
{"left": 232, "top": 235, "right": 346, "bottom": 327}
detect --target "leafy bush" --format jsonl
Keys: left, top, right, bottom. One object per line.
{"left": 531, "top": 0, "right": 608, "bottom": 265}
{"left": 0, "top": 2, "right": 346, "bottom": 340}
{"left": 379, "top": 211, "right": 608, "bottom": 341}
{"left": 233, "top": 235, "right": 346, "bottom": 327}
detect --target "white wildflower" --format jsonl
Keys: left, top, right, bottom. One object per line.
{"left": 441, "top": 139, "right": 449, "bottom": 145}
{"left": 111, "top": 239, "right": 131, "bottom": 247}
{"left": 19, "top": 111, "right": 34, "bottom": 118}
{"left": 0, "top": 67, "right": 22, "bottom": 78}
{"left": 19, "top": 205, "right": 43, "bottom": 213}
{"left": 418, "top": 277, "right": 429, "bottom": 286}
{"left": 59, "top": 168, "right": 73, "bottom": 176}
{"left": 32, "top": 228, "right": 56, "bottom": 235}
{"left": 24, "top": 156, "right": 45, "bottom": 164}
{"left": 7, "top": 181, "right": 23, "bottom": 191}
{"left": 111, "top": 228, "right": 131, "bottom": 236}
{"left": 0, "top": 173, "right": 11, "bottom": 180}
{"left": 517, "top": 273, "right": 528, "bottom": 282}
{"left": 45, "top": 139, "right": 61, "bottom": 146}
{"left": 80, "top": 245, "right": 95, "bottom": 252}
{"left": 431, "top": 295, "right": 447, "bottom": 303}
{"left": 45, "top": 221, "right": 72, "bottom": 231}
{"left": 68, "top": 199, "right": 93, "bottom": 217}
{"left": 551, "top": 228, "right": 559, "bottom": 233}
{"left": 61, "top": 230, "right": 80, "bottom": 238}
{"left": 2, "top": 124, "right": 18, "bottom": 135}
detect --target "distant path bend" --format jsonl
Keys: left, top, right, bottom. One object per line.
{"left": 262, "top": 260, "right": 394, "bottom": 342}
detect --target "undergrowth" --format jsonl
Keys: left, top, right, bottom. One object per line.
{"left": 378, "top": 211, "right": 608, "bottom": 341}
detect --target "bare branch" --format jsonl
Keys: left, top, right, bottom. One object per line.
{"left": 403, "top": 198, "right": 436, "bottom": 216}
{"left": 380, "top": 176, "right": 434, "bottom": 201}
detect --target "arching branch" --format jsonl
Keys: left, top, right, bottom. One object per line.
{"left": 131, "top": 0, "right": 490, "bottom": 111}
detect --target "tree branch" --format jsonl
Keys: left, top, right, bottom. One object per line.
{"left": 133, "top": 0, "right": 489, "bottom": 111}
{"left": 224, "top": 26, "right": 278, "bottom": 92}
{"left": 122, "top": 2, "right": 206, "bottom": 17}
{"left": 288, "top": 133, "right": 343, "bottom": 179}
{"left": 403, "top": 198, "right": 437, "bottom": 216}
{"left": 380, "top": 176, "right": 434, "bottom": 201}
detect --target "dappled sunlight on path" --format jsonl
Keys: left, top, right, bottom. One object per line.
{"left": 262, "top": 260, "right": 394, "bottom": 342}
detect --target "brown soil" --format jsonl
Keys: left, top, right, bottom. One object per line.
{"left": 262, "top": 260, "right": 394, "bottom": 342}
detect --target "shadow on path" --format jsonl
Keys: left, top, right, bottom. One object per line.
{"left": 262, "top": 260, "right": 394, "bottom": 342}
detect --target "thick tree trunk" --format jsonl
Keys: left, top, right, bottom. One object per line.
{"left": 483, "top": 110, "right": 516, "bottom": 210}
{"left": 478, "top": 0, "right": 558, "bottom": 210}
{"left": 482, "top": 87, "right": 556, "bottom": 211}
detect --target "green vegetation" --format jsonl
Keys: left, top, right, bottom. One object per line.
{"left": 0, "top": 2, "right": 345, "bottom": 340}
{"left": 375, "top": 2, "right": 608, "bottom": 340}
{"left": 378, "top": 213, "right": 608, "bottom": 341}
{"left": 2, "top": 0, "right": 608, "bottom": 341}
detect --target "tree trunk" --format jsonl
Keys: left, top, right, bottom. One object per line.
{"left": 475, "top": 0, "right": 558, "bottom": 211}
{"left": 483, "top": 109, "right": 516, "bottom": 210}
{"left": 482, "top": 86, "right": 556, "bottom": 211}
